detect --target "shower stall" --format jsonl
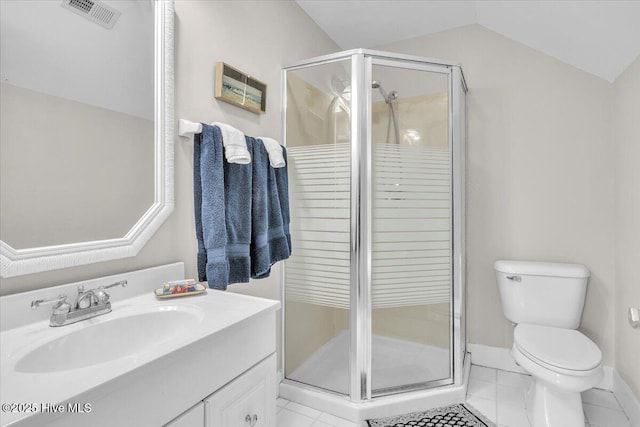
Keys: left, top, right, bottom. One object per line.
{"left": 280, "top": 49, "right": 468, "bottom": 422}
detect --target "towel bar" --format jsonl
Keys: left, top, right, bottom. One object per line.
{"left": 178, "top": 119, "right": 202, "bottom": 137}
{"left": 178, "top": 120, "right": 283, "bottom": 149}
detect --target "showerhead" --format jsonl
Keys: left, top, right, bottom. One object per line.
{"left": 372, "top": 80, "right": 397, "bottom": 104}
{"left": 372, "top": 80, "right": 389, "bottom": 101}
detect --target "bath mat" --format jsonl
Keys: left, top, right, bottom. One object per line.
{"left": 366, "top": 403, "right": 495, "bottom": 427}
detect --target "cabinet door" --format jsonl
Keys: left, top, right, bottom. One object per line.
{"left": 164, "top": 402, "right": 205, "bottom": 427}
{"left": 204, "top": 354, "right": 276, "bottom": 427}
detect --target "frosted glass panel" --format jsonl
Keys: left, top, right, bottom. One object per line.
{"left": 370, "top": 65, "right": 451, "bottom": 394}
{"left": 285, "top": 143, "right": 350, "bottom": 309}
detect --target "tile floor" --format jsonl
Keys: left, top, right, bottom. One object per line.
{"left": 277, "top": 364, "right": 633, "bottom": 427}
{"left": 277, "top": 398, "right": 360, "bottom": 427}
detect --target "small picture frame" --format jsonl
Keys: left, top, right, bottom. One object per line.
{"left": 214, "top": 62, "right": 266, "bottom": 114}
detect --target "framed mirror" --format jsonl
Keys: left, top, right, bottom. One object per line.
{"left": 0, "top": 0, "right": 174, "bottom": 278}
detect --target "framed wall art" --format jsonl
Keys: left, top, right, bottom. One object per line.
{"left": 214, "top": 62, "right": 266, "bottom": 114}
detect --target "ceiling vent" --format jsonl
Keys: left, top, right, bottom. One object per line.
{"left": 61, "top": 0, "right": 121, "bottom": 30}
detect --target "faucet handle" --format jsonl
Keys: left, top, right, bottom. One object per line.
{"left": 52, "top": 299, "right": 71, "bottom": 315}
{"left": 95, "top": 290, "right": 109, "bottom": 304}
{"left": 95, "top": 280, "right": 127, "bottom": 303}
{"left": 100, "top": 280, "right": 127, "bottom": 290}
{"left": 31, "top": 295, "right": 67, "bottom": 310}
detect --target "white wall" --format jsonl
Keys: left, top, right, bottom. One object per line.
{"left": 613, "top": 56, "right": 640, "bottom": 398}
{"left": 378, "top": 25, "right": 617, "bottom": 365}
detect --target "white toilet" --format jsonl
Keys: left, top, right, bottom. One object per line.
{"left": 494, "top": 260, "right": 603, "bottom": 427}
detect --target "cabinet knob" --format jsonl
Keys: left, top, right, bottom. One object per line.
{"left": 245, "top": 414, "right": 258, "bottom": 426}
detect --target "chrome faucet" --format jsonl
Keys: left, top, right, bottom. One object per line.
{"left": 73, "top": 286, "right": 98, "bottom": 310}
{"left": 31, "top": 280, "right": 127, "bottom": 327}
{"left": 75, "top": 287, "right": 97, "bottom": 310}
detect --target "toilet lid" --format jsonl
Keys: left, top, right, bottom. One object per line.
{"left": 514, "top": 324, "right": 602, "bottom": 371}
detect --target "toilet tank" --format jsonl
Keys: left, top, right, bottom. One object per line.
{"left": 494, "top": 260, "right": 590, "bottom": 329}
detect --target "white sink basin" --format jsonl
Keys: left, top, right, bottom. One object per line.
{"left": 15, "top": 306, "right": 204, "bottom": 373}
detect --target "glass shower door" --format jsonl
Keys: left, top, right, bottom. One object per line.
{"left": 369, "top": 61, "right": 452, "bottom": 395}
{"left": 282, "top": 51, "right": 466, "bottom": 403}
{"left": 283, "top": 58, "right": 352, "bottom": 395}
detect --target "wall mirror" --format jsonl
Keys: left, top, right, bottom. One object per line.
{"left": 0, "top": 0, "right": 174, "bottom": 278}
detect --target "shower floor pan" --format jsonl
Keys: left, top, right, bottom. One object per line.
{"left": 281, "top": 330, "right": 469, "bottom": 423}
{"left": 288, "top": 330, "right": 450, "bottom": 394}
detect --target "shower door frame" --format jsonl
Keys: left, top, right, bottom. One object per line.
{"left": 281, "top": 49, "right": 468, "bottom": 403}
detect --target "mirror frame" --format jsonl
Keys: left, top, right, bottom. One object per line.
{"left": 0, "top": 0, "right": 175, "bottom": 278}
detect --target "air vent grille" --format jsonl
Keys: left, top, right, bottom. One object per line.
{"left": 69, "top": 0, "right": 93, "bottom": 13}
{"left": 61, "top": 0, "right": 121, "bottom": 30}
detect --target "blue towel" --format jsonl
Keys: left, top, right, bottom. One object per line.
{"left": 276, "top": 147, "right": 291, "bottom": 253}
{"left": 251, "top": 139, "right": 292, "bottom": 279}
{"left": 194, "top": 124, "right": 225, "bottom": 285}
{"left": 194, "top": 124, "right": 252, "bottom": 290}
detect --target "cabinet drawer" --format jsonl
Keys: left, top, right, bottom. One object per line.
{"left": 204, "top": 353, "right": 276, "bottom": 427}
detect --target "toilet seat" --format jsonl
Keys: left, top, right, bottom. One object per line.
{"left": 514, "top": 324, "right": 602, "bottom": 376}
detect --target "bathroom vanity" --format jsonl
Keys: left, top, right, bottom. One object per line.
{"left": 0, "top": 263, "right": 279, "bottom": 427}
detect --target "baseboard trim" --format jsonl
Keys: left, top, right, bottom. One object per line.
{"left": 613, "top": 370, "right": 640, "bottom": 427}
{"left": 467, "top": 343, "right": 527, "bottom": 374}
{"left": 467, "top": 343, "right": 615, "bottom": 391}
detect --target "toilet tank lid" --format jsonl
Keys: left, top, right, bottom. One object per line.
{"left": 494, "top": 260, "right": 590, "bottom": 278}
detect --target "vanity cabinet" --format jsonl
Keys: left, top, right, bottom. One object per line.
{"left": 204, "top": 354, "right": 276, "bottom": 427}
{"left": 165, "top": 354, "right": 276, "bottom": 427}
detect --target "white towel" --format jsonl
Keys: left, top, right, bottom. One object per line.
{"left": 258, "top": 137, "right": 285, "bottom": 168}
{"left": 213, "top": 122, "right": 251, "bottom": 164}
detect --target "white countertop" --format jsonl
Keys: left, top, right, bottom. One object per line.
{"left": 0, "top": 284, "right": 279, "bottom": 426}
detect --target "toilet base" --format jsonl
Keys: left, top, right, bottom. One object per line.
{"left": 525, "top": 380, "right": 585, "bottom": 427}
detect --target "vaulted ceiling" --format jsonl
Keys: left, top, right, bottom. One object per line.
{"left": 295, "top": 0, "right": 640, "bottom": 82}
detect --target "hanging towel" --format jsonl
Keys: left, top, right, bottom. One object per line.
{"left": 193, "top": 124, "right": 226, "bottom": 285}
{"left": 250, "top": 139, "right": 291, "bottom": 279}
{"left": 276, "top": 146, "right": 291, "bottom": 251}
{"left": 194, "top": 124, "right": 252, "bottom": 290}
{"left": 257, "top": 137, "right": 286, "bottom": 168}
{"left": 213, "top": 122, "right": 251, "bottom": 164}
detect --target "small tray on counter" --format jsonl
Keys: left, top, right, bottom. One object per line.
{"left": 154, "top": 284, "right": 207, "bottom": 299}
